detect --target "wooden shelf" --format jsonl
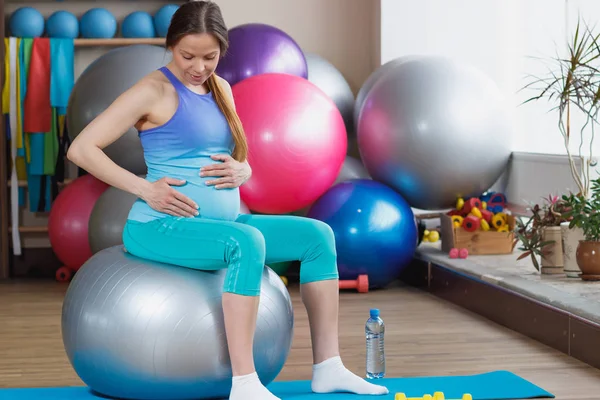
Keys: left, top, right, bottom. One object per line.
{"left": 8, "top": 226, "right": 48, "bottom": 234}
{"left": 74, "top": 38, "right": 166, "bottom": 47}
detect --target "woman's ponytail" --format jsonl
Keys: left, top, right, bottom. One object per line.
{"left": 206, "top": 74, "right": 248, "bottom": 162}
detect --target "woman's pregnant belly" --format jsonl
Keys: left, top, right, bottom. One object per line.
{"left": 128, "top": 161, "right": 241, "bottom": 222}
{"left": 173, "top": 177, "right": 240, "bottom": 221}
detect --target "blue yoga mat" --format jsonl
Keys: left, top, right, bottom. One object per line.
{"left": 0, "top": 370, "right": 554, "bottom": 400}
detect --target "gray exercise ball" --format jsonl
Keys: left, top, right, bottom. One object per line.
{"left": 333, "top": 156, "right": 370, "bottom": 185}
{"left": 354, "top": 56, "right": 414, "bottom": 130}
{"left": 62, "top": 245, "right": 294, "bottom": 400}
{"left": 305, "top": 52, "right": 355, "bottom": 135}
{"left": 357, "top": 55, "right": 511, "bottom": 210}
{"left": 67, "top": 45, "right": 172, "bottom": 175}
{"left": 89, "top": 184, "right": 139, "bottom": 254}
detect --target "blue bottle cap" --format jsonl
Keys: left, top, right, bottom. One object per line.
{"left": 370, "top": 308, "right": 379, "bottom": 318}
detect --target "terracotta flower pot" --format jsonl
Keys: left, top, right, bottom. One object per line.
{"left": 575, "top": 241, "right": 600, "bottom": 281}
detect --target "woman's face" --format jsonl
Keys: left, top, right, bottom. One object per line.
{"left": 171, "top": 33, "right": 221, "bottom": 87}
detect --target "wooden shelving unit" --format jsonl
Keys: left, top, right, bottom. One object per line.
{"left": 0, "top": 34, "right": 167, "bottom": 279}
{"left": 74, "top": 38, "right": 166, "bottom": 47}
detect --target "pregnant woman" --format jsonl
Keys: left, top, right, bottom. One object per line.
{"left": 66, "top": 1, "right": 389, "bottom": 399}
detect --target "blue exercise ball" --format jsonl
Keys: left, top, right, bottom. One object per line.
{"left": 122, "top": 11, "right": 156, "bottom": 38}
{"left": 46, "top": 10, "right": 79, "bottom": 38}
{"left": 306, "top": 179, "right": 418, "bottom": 289}
{"left": 154, "top": 4, "right": 179, "bottom": 37}
{"left": 9, "top": 7, "right": 45, "bottom": 37}
{"left": 80, "top": 8, "right": 117, "bottom": 39}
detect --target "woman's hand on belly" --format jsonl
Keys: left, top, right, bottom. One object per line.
{"left": 141, "top": 177, "right": 200, "bottom": 217}
{"left": 199, "top": 154, "right": 252, "bottom": 189}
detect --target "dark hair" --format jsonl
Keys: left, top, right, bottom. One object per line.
{"left": 166, "top": 0, "right": 248, "bottom": 162}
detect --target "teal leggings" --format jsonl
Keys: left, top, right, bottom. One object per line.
{"left": 122, "top": 214, "right": 339, "bottom": 296}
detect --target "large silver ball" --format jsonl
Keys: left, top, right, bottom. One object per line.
{"left": 357, "top": 56, "right": 511, "bottom": 209}
{"left": 67, "top": 45, "right": 172, "bottom": 175}
{"left": 333, "top": 156, "right": 370, "bottom": 186}
{"left": 305, "top": 52, "right": 355, "bottom": 135}
{"left": 61, "top": 246, "right": 294, "bottom": 400}
{"left": 353, "top": 56, "right": 415, "bottom": 130}
{"left": 88, "top": 185, "right": 139, "bottom": 254}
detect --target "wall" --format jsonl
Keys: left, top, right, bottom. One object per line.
{"left": 4, "top": 0, "right": 380, "bottom": 249}
{"left": 379, "top": 0, "right": 600, "bottom": 159}
{"left": 6, "top": 0, "right": 379, "bottom": 93}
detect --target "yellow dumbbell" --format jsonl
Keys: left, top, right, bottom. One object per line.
{"left": 423, "top": 230, "right": 440, "bottom": 242}
{"left": 469, "top": 207, "right": 482, "bottom": 219}
{"left": 451, "top": 215, "right": 464, "bottom": 228}
{"left": 480, "top": 219, "right": 490, "bottom": 231}
{"left": 491, "top": 213, "right": 507, "bottom": 230}
{"left": 394, "top": 392, "right": 471, "bottom": 400}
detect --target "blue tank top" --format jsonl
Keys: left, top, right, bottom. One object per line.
{"left": 127, "top": 66, "right": 241, "bottom": 223}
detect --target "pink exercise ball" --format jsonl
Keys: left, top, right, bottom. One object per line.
{"left": 48, "top": 174, "right": 109, "bottom": 271}
{"left": 233, "top": 73, "right": 347, "bottom": 214}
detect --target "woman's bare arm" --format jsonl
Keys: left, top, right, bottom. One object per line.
{"left": 67, "top": 76, "right": 199, "bottom": 216}
{"left": 67, "top": 77, "right": 160, "bottom": 198}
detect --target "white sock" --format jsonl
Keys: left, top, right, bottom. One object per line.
{"left": 229, "top": 371, "right": 280, "bottom": 400}
{"left": 311, "top": 356, "right": 389, "bottom": 395}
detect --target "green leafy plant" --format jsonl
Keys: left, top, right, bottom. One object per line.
{"left": 513, "top": 195, "right": 571, "bottom": 271}
{"left": 562, "top": 177, "right": 600, "bottom": 241}
{"left": 521, "top": 16, "right": 600, "bottom": 198}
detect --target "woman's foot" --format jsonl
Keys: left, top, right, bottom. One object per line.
{"left": 311, "top": 356, "right": 389, "bottom": 395}
{"left": 229, "top": 372, "right": 281, "bottom": 400}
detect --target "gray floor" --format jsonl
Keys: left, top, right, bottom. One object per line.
{"left": 415, "top": 242, "right": 600, "bottom": 325}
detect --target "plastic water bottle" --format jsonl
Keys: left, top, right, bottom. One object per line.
{"left": 365, "top": 308, "right": 385, "bottom": 379}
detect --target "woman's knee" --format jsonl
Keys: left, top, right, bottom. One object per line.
{"left": 314, "top": 219, "right": 336, "bottom": 243}
{"left": 298, "top": 219, "right": 338, "bottom": 283}
{"left": 227, "top": 224, "right": 266, "bottom": 262}
{"left": 222, "top": 224, "right": 266, "bottom": 296}
{"left": 306, "top": 219, "right": 337, "bottom": 257}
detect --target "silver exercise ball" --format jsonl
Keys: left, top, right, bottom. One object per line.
{"left": 357, "top": 55, "right": 511, "bottom": 209}
{"left": 62, "top": 246, "right": 294, "bottom": 400}
{"left": 333, "top": 156, "right": 370, "bottom": 186}
{"left": 67, "top": 45, "right": 172, "bottom": 175}
{"left": 353, "top": 56, "right": 414, "bottom": 130}
{"left": 88, "top": 184, "right": 139, "bottom": 254}
{"left": 305, "top": 52, "right": 355, "bottom": 135}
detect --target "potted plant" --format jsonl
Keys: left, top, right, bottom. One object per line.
{"left": 562, "top": 177, "right": 600, "bottom": 280}
{"left": 521, "top": 17, "right": 600, "bottom": 276}
{"left": 521, "top": 17, "right": 600, "bottom": 200}
{"left": 514, "top": 195, "right": 570, "bottom": 274}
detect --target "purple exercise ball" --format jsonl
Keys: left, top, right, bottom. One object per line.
{"left": 217, "top": 23, "right": 308, "bottom": 86}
